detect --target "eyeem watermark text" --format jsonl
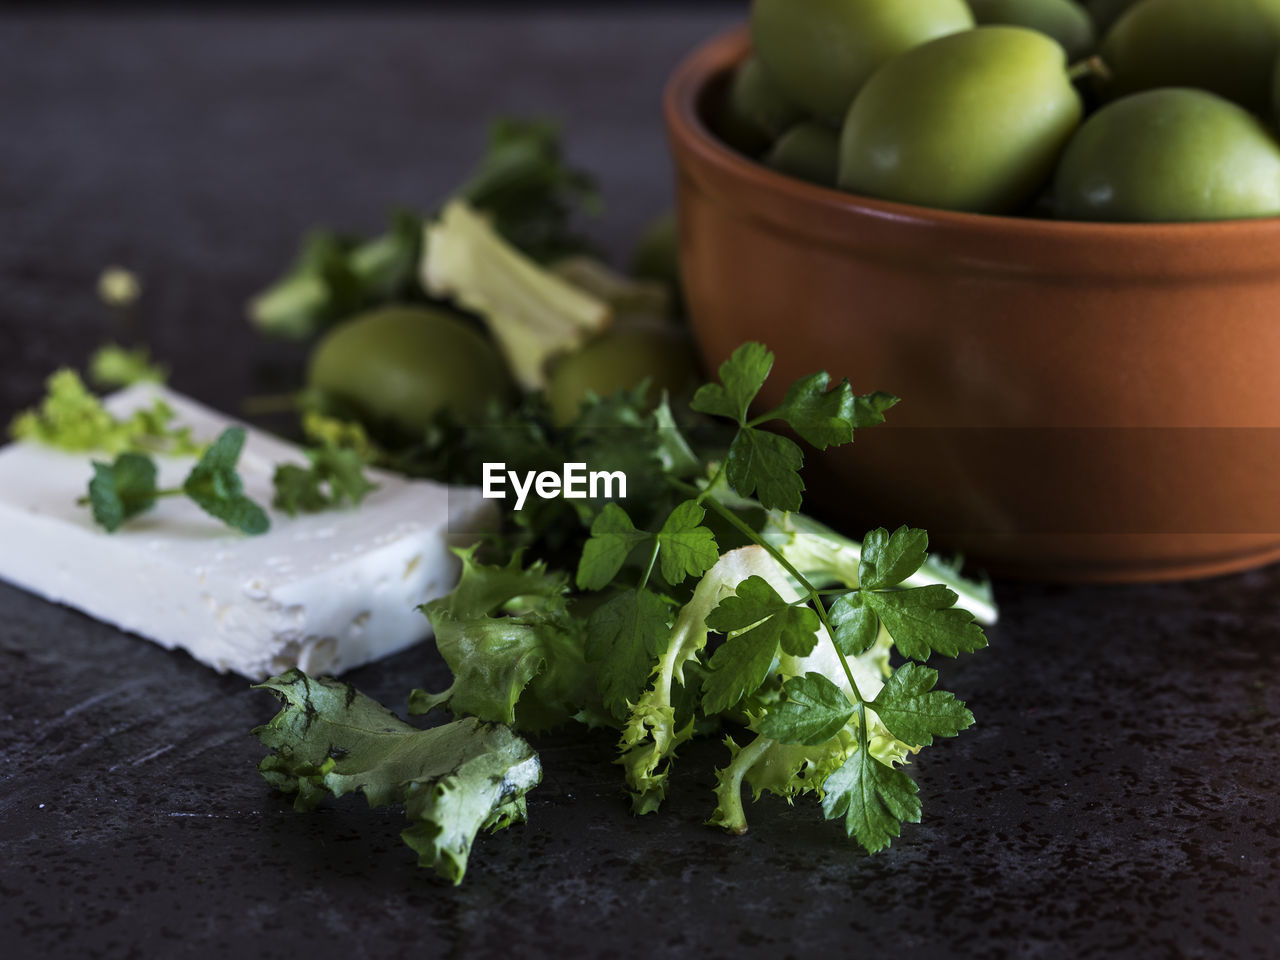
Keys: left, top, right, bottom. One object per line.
{"left": 482, "top": 462, "right": 627, "bottom": 510}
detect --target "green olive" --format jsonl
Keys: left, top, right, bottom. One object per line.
{"left": 1053, "top": 88, "right": 1280, "bottom": 222}
{"left": 1100, "top": 0, "right": 1280, "bottom": 114}
{"left": 307, "top": 306, "right": 512, "bottom": 432}
{"left": 751, "top": 0, "right": 975, "bottom": 125}
{"left": 838, "top": 27, "right": 1082, "bottom": 214}
{"left": 764, "top": 121, "right": 840, "bottom": 186}
{"left": 1085, "top": 0, "right": 1139, "bottom": 34}
{"left": 544, "top": 324, "right": 701, "bottom": 427}
{"left": 967, "top": 0, "right": 1096, "bottom": 61}
{"left": 630, "top": 211, "right": 682, "bottom": 310}
{"left": 716, "top": 57, "right": 805, "bottom": 156}
{"left": 1273, "top": 52, "right": 1280, "bottom": 130}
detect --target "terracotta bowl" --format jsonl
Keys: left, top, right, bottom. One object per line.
{"left": 664, "top": 26, "right": 1280, "bottom": 583}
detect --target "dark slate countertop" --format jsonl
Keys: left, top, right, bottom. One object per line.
{"left": 1, "top": 9, "right": 1277, "bottom": 960}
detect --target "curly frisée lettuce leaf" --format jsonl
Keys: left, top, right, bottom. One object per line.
{"left": 253, "top": 670, "right": 541, "bottom": 885}
{"left": 11, "top": 369, "right": 200, "bottom": 455}
{"left": 422, "top": 200, "right": 610, "bottom": 391}
{"left": 411, "top": 547, "right": 600, "bottom": 732}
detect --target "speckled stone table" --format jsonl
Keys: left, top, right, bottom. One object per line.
{"left": 1, "top": 9, "right": 1277, "bottom": 960}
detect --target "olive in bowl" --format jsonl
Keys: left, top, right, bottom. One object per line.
{"left": 665, "top": 26, "right": 1280, "bottom": 582}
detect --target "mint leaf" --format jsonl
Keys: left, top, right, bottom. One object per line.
{"left": 821, "top": 747, "right": 921, "bottom": 854}
{"left": 253, "top": 670, "right": 541, "bottom": 885}
{"left": 758, "top": 673, "right": 854, "bottom": 746}
{"left": 871, "top": 662, "right": 974, "bottom": 747}
{"left": 656, "top": 500, "right": 718, "bottom": 585}
{"left": 576, "top": 503, "right": 651, "bottom": 591}
{"left": 585, "top": 587, "right": 672, "bottom": 717}
{"left": 858, "top": 526, "right": 929, "bottom": 590}
{"left": 726, "top": 426, "right": 805, "bottom": 512}
{"left": 828, "top": 592, "right": 879, "bottom": 657}
{"left": 690, "top": 342, "right": 773, "bottom": 424}
{"left": 863, "top": 585, "right": 988, "bottom": 661}
{"left": 182, "top": 427, "right": 269, "bottom": 535}
{"left": 87, "top": 452, "right": 158, "bottom": 531}
{"left": 705, "top": 576, "right": 819, "bottom": 657}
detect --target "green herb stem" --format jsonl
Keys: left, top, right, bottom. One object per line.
{"left": 698, "top": 495, "right": 867, "bottom": 708}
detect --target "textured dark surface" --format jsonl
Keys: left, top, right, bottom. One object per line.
{"left": 1, "top": 9, "right": 1278, "bottom": 960}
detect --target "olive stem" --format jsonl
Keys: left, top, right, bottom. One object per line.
{"left": 1067, "top": 55, "right": 1111, "bottom": 86}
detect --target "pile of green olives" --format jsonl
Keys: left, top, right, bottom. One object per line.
{"left": 721, "top": 0, "right": 1280, "bottom": 222}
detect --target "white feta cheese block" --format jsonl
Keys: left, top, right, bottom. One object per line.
{"left": 0, "top": 384, "right": 493, "bottom": 679}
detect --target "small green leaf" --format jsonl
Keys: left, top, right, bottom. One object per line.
{"left": 272, "top": 463, "right": 329, "bottom": 516}
{"left": 575, "top": 503, "right": 652, "bottom": 591}
{"left": 585, "top": 587, "right": 672, "bottom": 717}
{"left": 758, "top": 673, "right": 854, "bottom": 746}
{"left": 850, "top": 391, "right": 899, "bottom": 429}
{"left": 858, "top": 526, "right": 929, "bottom": 590}
{"left": 701, "top": 620, "right": 781, "bottom": 716}
{"left": 656, "top": 500, "right": 719, "bottom": 585}
{"left": 770, "top": 372, "right": 858, "bottom": 450}
{"left": 311, "top": 445, "right": 377, "bottom": 505}
{"left": 863, "top": 585, "right": 988, "bottom": 661}
{"left": 821, "top": 747, "right": 921, "bottom": 854}
{"left": 726, "top": 427, "right": 805, "bottom": 512}
{"left": 87, "top": 452, "right": 158, "bottom": 531}
{"left": 690, "top": 342, "right": 773, "bottom": 424}
{"left": 182, "top": 427, "right": 269, "bottom": 535}
{"left": 704, "top": 576, "right": 819, "bottom": 657}
{"left": 828, "top": 592, "right": 880, "bottom": 656}
{"left": 702, "top": 577, "right": 820, "bottom": 713}
{"left": 273, "top": 446, "right": 377, "bottom": 517}
{"left": 871, "top": 662, "right": 974, "bottom": 746}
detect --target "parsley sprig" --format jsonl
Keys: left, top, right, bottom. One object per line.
{"left": 255, "top": 340, "right": 995, "bottom": 879}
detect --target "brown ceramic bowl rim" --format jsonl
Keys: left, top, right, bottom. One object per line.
{"left": 663, "top": 25, "right": 1280, "bottom": 264}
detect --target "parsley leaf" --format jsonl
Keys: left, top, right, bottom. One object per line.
{"left": 828, "top": 592, "right": 880, "bottom": 656}
{"left": 272, "top": 444, "right": 376, "bottom": 517}
{"left": 656, "top": 500, "right": 718, "bottom": 585}
{"left": 863, "top": 585, "right": 987, "bottom": 661}
{"left": 87, "top": 453, "right": 158, "bottom": 532}
{"left": 575, "top": 503, "right": 652, "bottom": 591}
{"left": 705, "top": 575, "right": 820, "bottom": 657}
{"left": 253, "top": 670, "right": 541, "bottom": 885}
{"left": 758, "top": 673, "right": 854, "bottom": 746}
{"left": 769, "top": 372, "right": 860, "bottom": 449}
{"left": 271, "top": 464, "right": 329, "bottom": 515}
{"left": 821, "top": 747, "right": 922, "bottom": 854}
{"left": 690, "top": 341, "right": 773, "bottom": 423}
{"left": 182, "top": 427, "right": 270, "bottom": 535}
{"left": 870, "top": 662, "right": 974, "bottom": 747}
{"left": 858, "top": 526, "right": 930, "bottom": 590}
{"left": 585, "top": 587, "right": 672, "bottom": 717}
{"left": 726, "top": 426, "right": 806, "bottom": 512}
{"left": 702, "top": 576, "right": 820, "bottom": 713}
